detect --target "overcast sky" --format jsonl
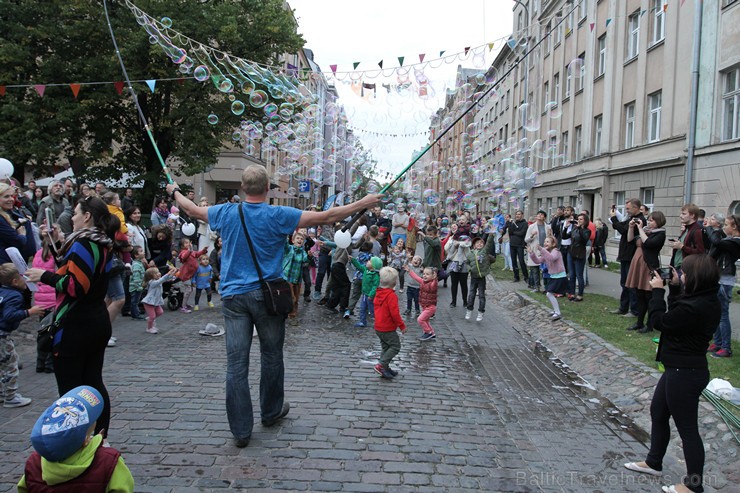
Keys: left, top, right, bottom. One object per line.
{"left": 289, "top": 1, "right": 514, "bottom": 179}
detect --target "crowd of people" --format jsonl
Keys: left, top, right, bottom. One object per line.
{"left": 1, "top": 169, "right": 738, "bottom": 492}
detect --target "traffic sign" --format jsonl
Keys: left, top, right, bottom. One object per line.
{"left": 298, "top": 180, "right": 311, "bottom": 193}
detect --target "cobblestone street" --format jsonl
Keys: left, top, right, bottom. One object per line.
{"left": 0, "top": 282, "right": 691, "bottom": 492}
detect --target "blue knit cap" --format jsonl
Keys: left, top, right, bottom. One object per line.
{"left": 30, "top": 386, "right": 104, "bottom": 462}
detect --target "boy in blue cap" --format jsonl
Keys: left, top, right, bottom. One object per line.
{"left": 18, "top": 385, "right": 134, "bottom": 492}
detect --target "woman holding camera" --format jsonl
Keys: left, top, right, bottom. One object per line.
{"left": 624, "top": 254, "right": 720, "bottom": 493}
{"left": 562, "top": 213, "right": 591, "bottom": 301}
{"left": 625, "top": 211, "right": 667, "bottom": 333}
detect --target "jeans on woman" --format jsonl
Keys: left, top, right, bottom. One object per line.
{"left": 646, "top": 367, "right": 709, "bottom": 493}
{"left": 222, "top": 289, "right": 286, "bottom": 441}
{"left": 502, "top": 241, "right": 512, "bottom": 269}
{"left": 567, "top": 255, "right": 586, "bottom": 296}
{"left": 449, "top": 271, "right": 468, "bottom": 305}
{"left": 714, "top": 284, "right": 733, "bottom": 352}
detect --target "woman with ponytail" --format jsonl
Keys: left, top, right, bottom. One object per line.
{"left": 25, "top": 196, "right": 120, "bottom": 440}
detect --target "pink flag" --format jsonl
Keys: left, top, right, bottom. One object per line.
{"left": 34, "top": 85, "right": 46, "bottom": 97}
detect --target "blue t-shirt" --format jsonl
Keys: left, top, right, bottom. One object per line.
{"left": 208, "top": 202, "right": 302, "bottom": 297}
{"left": 193, "top": 265, "right": 213, "bottom": 289}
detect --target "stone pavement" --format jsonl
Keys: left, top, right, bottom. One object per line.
{"left": 0, "top": 283, "right": 717, "bottom": 492}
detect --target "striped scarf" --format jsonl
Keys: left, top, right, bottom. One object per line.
{"left": 60, "top": 227, "right": 113, "bottom": 257}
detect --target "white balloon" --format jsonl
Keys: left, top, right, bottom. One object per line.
{"left": 0, "top": 158, "right": 13, "bottom": 179}
{"left": 334, "top": 230, "right": 352, "bottom": 249}
{"left": 181, "top": 222, "right": 196, "bottom": 236}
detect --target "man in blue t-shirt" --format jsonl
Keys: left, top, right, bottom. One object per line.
{"left": 167, "top": 165, "right": 381, "bottom": 448}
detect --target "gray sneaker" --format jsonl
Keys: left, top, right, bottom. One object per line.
{"left": 419, "top": 332, "right": 436, "bottom": 341}
{"left": 4, "top": 394, "right": 32, "bottom": 408}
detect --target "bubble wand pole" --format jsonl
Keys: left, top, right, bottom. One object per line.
{"left": 102, "top": 0, "right": 174, "bottom": 184}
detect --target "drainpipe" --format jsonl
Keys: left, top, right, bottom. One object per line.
{"left": 684, "top": 0, "right": 703, "bottom": 204}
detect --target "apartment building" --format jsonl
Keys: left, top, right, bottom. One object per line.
{"left": 501, "top": 0, "right": 740, "bottom": 251}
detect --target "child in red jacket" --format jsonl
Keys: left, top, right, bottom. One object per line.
{"left": 177, "top": 238, "right": 208, "bottom": 312}
{"left": 372, "top": 267, "right": 406, "bottom": 379}
{"left": 405, "top": 264, "right": 439, "bottom": 341}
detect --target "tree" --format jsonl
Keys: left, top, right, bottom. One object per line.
{"left": 0, "top": 0, "right": 305, "bottom": 202}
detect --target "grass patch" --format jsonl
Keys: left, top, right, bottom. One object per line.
{"left": 490, "top": 268, "right": 740, "bottom": 384}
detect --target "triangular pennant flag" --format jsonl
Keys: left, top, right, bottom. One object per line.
{"left": 464, "top": 47, "right": 470, "bottom": 55}
{"left": 146, "top": 80, "right": 156, "bottom": 93}
{"left": 488, "top": 42, "right": 495, "bottom": 51}
{"left": 69, "top": 83, "right": 81, "bottom": 98}
{"left": 439, "top": 50, "right": 446, "bottom": 57}
{"left": 0, "top": 86, "right": 5, "bottom": 97}
{"left": 606, "top": 18, "right": 612, "bottom": 27}
{"left": 681, "top": 0, "right": 686, "bottom": 5}
{"left": 640, "top": 9, "right": 647, "bottom": 16}
{"left": 353, "top": 61, "right": 360, "bottom": 70}
{"left": 590, "top": 22, "right": 595, "bottom": 32}
{"left": 398, "top": 56, "right": 404, "bottom": 67}
{"left": 506, "top": 38, "right": 517, "bottom": 49}
{"left": 114, "top": 81, "right": 125, "bottom": 95}
{"left": 330, "top": 64, "right": 337, "bottom": 74}
{"left": 34, "top": 85, "right": 46, "bottom": 97}
{"left": 419, "top": 53, "right": 425, "bottom": 62}
{"left": 378, "top": 60, "right": 383, "bottom": 69}
{"left": 176, "top": 78, "right": 185, "bottom": 85}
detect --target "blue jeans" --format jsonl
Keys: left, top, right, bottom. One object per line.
{"left": 358, "top": 294, "right": 375, "bottom": 325}
{"left": 130, "top": 290, "right": 143, "bottom": 319}
{"left": 619, "top": 260, "right": 638, "bottom": 314}
{"left": 714, "top": 284, "right": 733, "bottom": 352}
{"left": 406, "top": 286, "right": 420, "bottom": 312}
{"left": 567, "top": 256, "right": 586, "bottom": 296}
{"left": 222, "top": 290, "right": 286, "bottom": 440}
{"left": 314, "top": 253, "right": 330, "bottom": 294}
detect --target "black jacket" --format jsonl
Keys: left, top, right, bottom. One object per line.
{"left": 648, "top": 285, "right": 720, "bottom": 369}
{"left": 610, "top": 213, "right": 645, "bottom": 262}
{"left": 641, "top": 230, "right": 666, "bottom": 271}
{"left": 562, "top": 225, "right": 591, "bottom": 259}
{"left": 594, "top": 224, "right": 609, "bottom": 248}
{"left": 710, "top": 236, "right": 740, "bottom": 279}
{"left": 506, "top": 219, "right": 528, "bottom": 247}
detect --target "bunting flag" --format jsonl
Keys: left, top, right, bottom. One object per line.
{"left": 0, "top": 86, "right": 5, "bottom": 97}
{"left": 464, "top": 47, "right": 470, "bottom": 56}
{"left": 378, "top": 60, "right": 383, "bottom": 69}
{"left": 488, "top": 42, "right": 495, "bottom": 51}
{"left": 418, "top": 53, "right": 425, "bottom": 62}
{"left": 114, "top": 81, "right": 125, "bottom": 95}
{"left": 353, "top": 61, "right": 360, "bottom": 70}
{"left": 640, "top": 9, "right": 647, "bottom": 16}
{"left": 70, "top": 83, "right": 81, "bottom": 98}
{"left": 606, "top": 18, "right": 612, "bottom": 27}
{"left": 146, "top": 80, "right": 156, "bottom": 93}
{"left": 398, "top": 56, "right": 404, "bottom": 67}
{"left": 329, "top": 64, "right": 337, "bottom": 74}
{"left": 506, "top": 38, "right": 517, "bottom": 49}
{"left": 590, "top": 22, "right": 595, "bottom": 32}
{"left": 34, "top": 85, "right": 45, "bottom": 97}
{"left": 439, "top": 50, "right": 446, "bottom": 57}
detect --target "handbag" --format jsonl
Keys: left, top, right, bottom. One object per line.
{"left": 37, "top": 311, "right": 58, "bottom": 353}
{"left": 109, "top": 255, "right": 125, "bottom": 275}
{"left": 238, "top": 204, "right": 293, "bottom": 317}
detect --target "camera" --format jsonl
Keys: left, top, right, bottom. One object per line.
{"left": 657, "top": 267, "right": 673, "bottom": 281}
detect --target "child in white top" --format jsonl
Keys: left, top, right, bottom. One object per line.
{"left": 141, "top": 267, "right": 176, "bottom": 334}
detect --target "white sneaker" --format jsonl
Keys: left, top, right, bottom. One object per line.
{"left": 465, "top": 310, "right": 472, "bottom": 320}
{"left": 146, "top": 327, "right": 158, "bottom": 334}
{"left": 110, "top": 336, "right": 117, "bottom": 342}
{"left": 107, "top": 337, "right": 116, "bottom": 347}
{"left": 4, "top": 394, "right": 32, "bottom": 408}
{"left": 476, "top": 312, "right": 484, "bottom": 322}
{"left": 623, "top": 462, "right": 662, "bottom": 477}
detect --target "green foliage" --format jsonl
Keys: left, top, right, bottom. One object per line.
{"left": 0, "top": 0, "right": 304, "bottom": 191}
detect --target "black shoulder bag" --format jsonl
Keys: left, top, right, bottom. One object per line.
{"left": 237, "top": 204, "right": 293, "bottom": 317}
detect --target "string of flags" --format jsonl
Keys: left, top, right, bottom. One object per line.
{"left": 589, "top": 1, "right": 676, "bottom": 32}
{"left": 0, "top": 77, "right": 190, "bottom": 98}
{"left": 347, "top": 127, "right": 430, "bottom": 138}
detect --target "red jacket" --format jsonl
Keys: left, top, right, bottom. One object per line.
{"left": 373, "top": 288, "right": 406, "bottom": 332}
{"left": 406, "top": 269, "right": 438, "bottom": 308}
{"left": 178, "top": 247, "right": 208, "bottom": 281}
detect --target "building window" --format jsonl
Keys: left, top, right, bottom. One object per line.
{"left": 648, "top": 91, "right": 662, "bottom": 143}
{"left": 614, "top": 192, "right": 626, "bottom": 238}
{"left": 547, "top": 197, "right": 553, "bottom": 218}
{"left": 641, "top": 187, "right": 655, "bottom": 212}
{"left": 537, "top": 198, "right": 543, "bottom": 213}
{"left": 557, "top": 196, "right": 564, "bottom": 207}
{"left": 562, "top": 131, "right": 569, "bottom": 163}
{"left": 579, "top": 0, "right": 588, "bottom": 21}
{"left": 594, "top": 115, "right": 603, "bottom": 155}
{"left": 565, "top": 64, "right": 571, "bottom": 99}
{"left": 545, "top": 22, "right": 551, "bottom": 53}
{"left": 553, "top": 73, "right": 560, "bottom": 102}
{"left": 518, "top": 11, "right": 524, "bottom": 32}
{"left": 652, "top": 0, "right": 665, "bottom": 45}
{"left": 597, "top": 35, "right": 607, "bottom": 76}
{"left": 543, "top": 81, "right": 550, "bottom": 105}
{"left": 506, "top": 89, "right": 510, "bottom": 109}
{"left": 625, "top": 102, "right": 635, "bottom": 148}
{"left": 575, "top": 125, "right": 583, "bottom": 161}
{"left": 576, "top": 53, "right": 585, "bottom": 92}
{"left": 722, "top": 67, "right": 740, "bottom": 141}
{"left": 549, "top": 135, "right": 558, "bottom": 167}
{"left": 555, "top": 20, "right": 563, "bottom": 45}
{"left": 628, "top": 11, "right": 640, "bottom": 59}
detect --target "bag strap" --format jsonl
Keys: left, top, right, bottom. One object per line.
{"left": 237, "top": 203, "right": 266, "bottom": 285}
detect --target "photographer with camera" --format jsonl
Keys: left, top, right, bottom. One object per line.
{"left": 624, "top": 254, "right": 719, "bottom": 493}
{"left": 624, "top": 211, "right": 667, "bottom": 333}
{"left": 609, "top": 199, "right": 645, "bottom": 316}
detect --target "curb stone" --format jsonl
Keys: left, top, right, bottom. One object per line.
{"left": 487, "top": 275, "right": 739, "bottom": 491}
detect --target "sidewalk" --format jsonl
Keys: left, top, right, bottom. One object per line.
{"left": 495, "top": 264, "right": 740, "bottom": 342}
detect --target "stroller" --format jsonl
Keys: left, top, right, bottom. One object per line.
{"left": 158, "top": 266, "right": 184, "bottom": 311}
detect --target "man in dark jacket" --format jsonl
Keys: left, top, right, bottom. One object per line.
{"left": 550, "top": 206, "right": 565, "bottom": 243}
{"left": 609, "top": 198, "right": 644, "bottom": 316}
{"left": 669, "top": 203, "right": 705, "bottom": 271}
{"left": 507, "top": 210, "right": 528, "bottom": 282}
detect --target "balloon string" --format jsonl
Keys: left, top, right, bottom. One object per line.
{"left": 102, "top": 0, "right": 173, "bottom": 184}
